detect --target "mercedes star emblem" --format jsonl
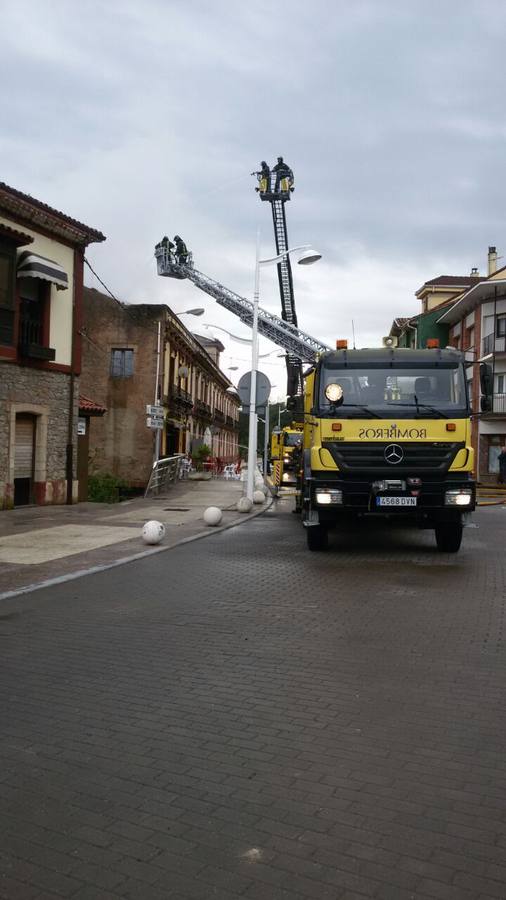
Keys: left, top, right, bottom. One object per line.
{"left": 384, "top": 443, "right": 404, "bottom": 465}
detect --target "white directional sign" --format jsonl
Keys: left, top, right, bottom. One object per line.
{"left": 146, "top": 404, "right": 164, "bottom": 417}
{"left": 146, "top": 416, "right": 164, "bottom": 430}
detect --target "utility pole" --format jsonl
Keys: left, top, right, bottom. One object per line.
{"left": 154, "top": 320, "right": 162, "bottom": 462}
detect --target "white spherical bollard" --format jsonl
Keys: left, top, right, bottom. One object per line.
{"left": 253, "top": 490, "right": 265, "bottom": 504}
{"left": 204, "top": 506, "right": 223, "bottom": 527}
{"left": 237, "top": 496, "right": 253, "bottom": 513}
{"left": 142, "top": 520, "right": 166, "bottom": 545}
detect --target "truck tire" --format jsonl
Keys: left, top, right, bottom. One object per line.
{"left": 435, "top": 523, "right": 463, "bottom": 553}
{"left": 307, "top": 525, "right": 328, "bottom": 552}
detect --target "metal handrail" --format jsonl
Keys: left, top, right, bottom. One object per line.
{"left": 144, "top": 454, "right": 185, "bottom": 497}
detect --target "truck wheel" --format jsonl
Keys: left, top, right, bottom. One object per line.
{"left": 307, "top": 525, "right": 328, "bottom": 552}
{"left": 435, "top": 523, "right": 463, "bottom": 553}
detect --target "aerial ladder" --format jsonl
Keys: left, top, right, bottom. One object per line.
{"left": 252, "top": 158, "right": 304, "bottom": 408}
{"left": 154, "top": 249, "right": 330, "bottom": 364}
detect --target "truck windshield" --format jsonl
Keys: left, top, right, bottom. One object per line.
{"left": 284, "top": 433, "right": 303, "bottom": 447}
{"left": 319, "top": 366, "right": 468, "bottom": 417}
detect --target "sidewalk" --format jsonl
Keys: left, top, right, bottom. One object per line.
{"left": 0, "top": 478, "right": 269, "bottom": 599}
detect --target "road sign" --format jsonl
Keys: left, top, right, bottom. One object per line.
{"left": 146, "top": 416, "right": 164, "bottom": 430}
{"left": 237, "top": 372, "right": 271, "bottom": 412}
{"left": 146, "top": 404, "right": 164, "bottom": 416}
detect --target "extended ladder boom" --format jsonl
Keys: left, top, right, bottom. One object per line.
{"left": 155, "top": 249, "right": 330, "bottom": 363}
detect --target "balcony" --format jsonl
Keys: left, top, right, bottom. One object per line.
{"left": 18, "top": 314, "right": 55, "bottom": 361}
{"left": 168, "top": 385, "right": 193, "bottom": 409}
{"left": 482, "top": 333, "right": 506, "bottom": 357}
{"left": 193, "top": 399, "right": 212, "bottom": 420}
{"left": 481, "top": 394, "right": 506, "bottom": 416}
{"left": 213, "top": 408, "right": 226, "bottom": 426}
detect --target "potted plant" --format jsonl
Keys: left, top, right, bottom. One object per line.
{"left": 188, "top": 444, "right": 213, "bottom": 480}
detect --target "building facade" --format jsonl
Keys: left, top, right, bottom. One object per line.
{"left": 386, "top": 249, "right": 504, "bottom": 482}
{"left": 437, "top": 255, "right": 506, "bottom": 482}
{"left": 0, "top": 182, "right": 105, "bottom": 508}
{"left": 80, "top": 288, "right": 240, "bottom": 489}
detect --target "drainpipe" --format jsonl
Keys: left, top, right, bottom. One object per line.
{"left": 66, "top": 249, "right": 80, "bottom": 504}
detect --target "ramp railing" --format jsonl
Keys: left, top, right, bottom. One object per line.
{"left": 144, "top": 454, "right": 185, "bottom": 497}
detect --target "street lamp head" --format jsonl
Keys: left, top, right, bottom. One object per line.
{"left": 182, "top": 307, "right": 205, "bottom": 316}
{"left": 297, "top": 249, "right": 322, "bottom": 266}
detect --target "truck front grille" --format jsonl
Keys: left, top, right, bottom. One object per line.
{"left": 322, "top": 441, "right": 464, "bottom": 474}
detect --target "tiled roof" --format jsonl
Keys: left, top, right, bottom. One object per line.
{"left": 0, "top": 222, "right": 34, "bottom": 246}
{"left": 79, "top": 395, "right": 107, "bottom": 415}
{"left": 0, "top": 181, "right": 105, "bottom": 245}
{"left": 422, "top": 275, "right": 486, "bottom": 287}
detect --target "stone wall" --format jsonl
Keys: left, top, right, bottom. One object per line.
{"left": 80, "top": 289, "right": 159, "bottom": 487}
{"left": 0, "top": 361, "right": 77, "bottom": 508}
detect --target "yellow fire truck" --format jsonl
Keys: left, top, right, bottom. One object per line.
{"left": 299, "top": 347, "right": 478, "bottom": 553}
{"left": 270, "top": 425, "right": 303, "bottom": 487}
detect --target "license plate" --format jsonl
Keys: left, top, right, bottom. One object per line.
{"left": 377, "top": 496, "right": 417, "bottom": 507}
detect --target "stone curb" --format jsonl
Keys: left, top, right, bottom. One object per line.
{"left": 0, "top": 495, "right": 273, "bottom": 602}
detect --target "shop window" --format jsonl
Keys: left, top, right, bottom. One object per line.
{"left": 488, "top": 435, "right": 502, "bottom": 474}
{"left": 110, "top": 348, "right": 134, "bottom": 377}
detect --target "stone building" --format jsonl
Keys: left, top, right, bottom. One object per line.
{"left": 80, "top": 288, "right": 240, "bottom": 490}
{"left": 0, "top": 181, "right": 105, "bottom": 508}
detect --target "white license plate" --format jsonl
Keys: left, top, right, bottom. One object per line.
{"left": 377, "top": 496, "right": 417, "bottom": 507}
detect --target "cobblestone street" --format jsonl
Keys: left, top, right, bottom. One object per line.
{"left": 1, "top": 501, "right": 506, "bottom": 900}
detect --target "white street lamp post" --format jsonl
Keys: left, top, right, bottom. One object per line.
{"left": 263, "top": 397, "right": 270, "bottom": 477}
{"left": 245, "top": 240, "right": 321, "bottom": 502}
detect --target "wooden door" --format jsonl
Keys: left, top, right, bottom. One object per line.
{"left": 14, "top": 415, "right": 35, "bottom": 506}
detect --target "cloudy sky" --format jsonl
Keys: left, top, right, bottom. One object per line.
{"left": 2, "top": 0, "right": 506, "bottom": 398}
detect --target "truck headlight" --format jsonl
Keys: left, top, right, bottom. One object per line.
{"left": 316, "top": 490, "right": 343, "bottom": 505}
{"left": 445, "top": 489, "right": 473, "bottom": 506}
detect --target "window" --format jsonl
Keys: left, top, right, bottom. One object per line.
{"left": 497, "top": 316, "right": 506, "bottom": 337}
{"left": 110, "top": 348, "right": 134, "bottom": 377}
{"left": 497, "top": 375, "right": 505, "bottom": 395}
{"left": 19, "top": 278, "right": 49, "bottom": 349}
{"left": 489, "top": 435, "right": 502, "bottom": 474}
{"left": 0, "top": 243, "right": 16, "bottom": 345}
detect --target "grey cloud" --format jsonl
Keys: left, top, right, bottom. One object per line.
{"left": 2, "top": 0, "right": 506, "bottom": 384}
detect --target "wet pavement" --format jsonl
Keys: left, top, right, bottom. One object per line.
{"left": 0, "top": 479, "right": 269, "bottom": 598}
{"left": 1, "top": 500, "right": 505, "bottom": 899}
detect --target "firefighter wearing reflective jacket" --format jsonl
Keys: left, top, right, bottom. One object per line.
{"left": 252, "top": 161, "right": 271, "bottom": 193}
{"left": 273, "top": 157, "right": 294, "bottom": 192}
{"left": 174, "top": 236, "right": 188, "bottom": 264}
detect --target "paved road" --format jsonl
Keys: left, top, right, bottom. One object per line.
{"left": 1, "top": 501, "right": 506, "bottom": 900}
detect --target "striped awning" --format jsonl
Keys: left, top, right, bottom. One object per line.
{"left": 17, "top": 251, "right": 68, "bottom": 290}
